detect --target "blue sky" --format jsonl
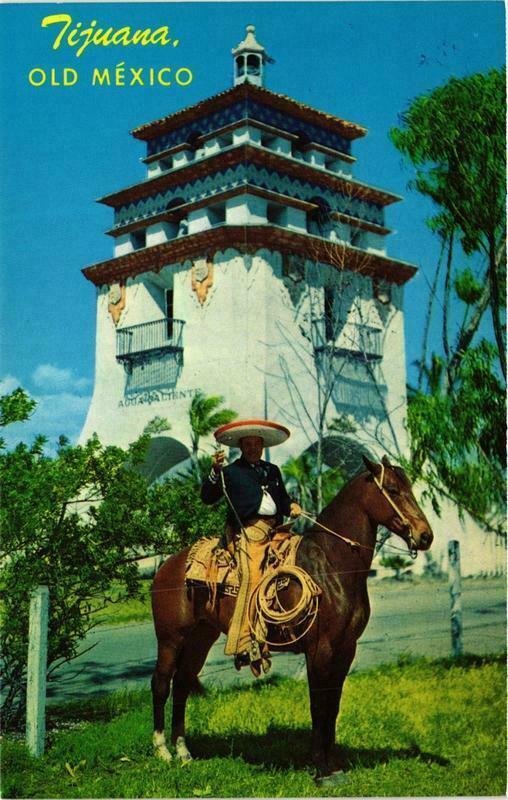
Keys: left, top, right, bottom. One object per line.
{"left": 0, "top": 1, "right": 505, "bottom": 447}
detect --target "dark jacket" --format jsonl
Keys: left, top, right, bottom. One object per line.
{"left": 200, "top": 456, "right": 293, "bottom": 527}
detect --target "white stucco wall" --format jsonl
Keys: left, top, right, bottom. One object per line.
{"left": 80, "top": 247, "right": 505, "bottom": 576}
{"left": 81, "top": 248, "right": 407, "bottom": 463}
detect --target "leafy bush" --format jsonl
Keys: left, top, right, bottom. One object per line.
{"left": 150, "top": 456, "right": 227, "bottom": 549}
{"left": 0, "top": 389, "right": 232, "bottom": 728}
{"left": 0, "top": 393, "right": 172, "bottom": 726}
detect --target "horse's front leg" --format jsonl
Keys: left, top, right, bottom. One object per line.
{"left": 306, "top": 640, "right": 357, "bottom": 780}
{"left": 171, "top": 622, "right": 220, "bottom": 763}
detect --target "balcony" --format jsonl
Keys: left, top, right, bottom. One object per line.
{"left": 116, "top": 318, "right": 184, "bottom": 367}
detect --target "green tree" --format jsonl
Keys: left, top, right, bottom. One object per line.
{"left": 153, "top": 455, "right": 227, "bottom": 548}
{"left": 188, "top": 391, "right": 237, "bottom": 475}
{"left": 390, "top": 69, "right": 506, "bottom": 533}
{"left": 379, "top": 554, "right": 413, "bottom": 581}
{"left": 390, "top": 67, "right": 506, "bottom": 383}
{"left": 407, "top": 342, "right": 505, "bottom": 534}
{"left": 0, "top": 387, "right": 36, "bottom": 429}
{"left": 282, "top": 447, "right": 346, "bottom": 518}
{"left": 0, "top": 391, "right": 176, "bottom": 727}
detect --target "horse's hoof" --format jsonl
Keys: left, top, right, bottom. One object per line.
{"left": 153, "top": 732, "right": 173, "bottom": 763}
{"left": 154, "top": 746, "right": 173, "bottom": 763}
{"left": 316, "top": 770, "right": 348, "bottom": 787}
{"left": 175, "top": 736, "right": 193, "bottom": 765}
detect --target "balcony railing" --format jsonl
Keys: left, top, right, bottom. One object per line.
{"left": 333, "top": 376, "right": 387, "bottom": 413}
{"left": 116, "top": 318, "right": 185, "bottom": 365}
{"left": 315, "top": 324, "right": 383, "bottom": 361}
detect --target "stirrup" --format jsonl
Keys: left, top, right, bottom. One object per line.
{"left": 234, "top": 652, "right": 250, "bottom": 671}
{"left": 250, "top": 659, "right": 262, "bottom": 678}
{"left": 249, "top": 653, "right": 271, "bottom": 678}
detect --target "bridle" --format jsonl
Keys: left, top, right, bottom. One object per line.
{"left": 372, "top": 463, "right": 418, "bottom": 559}
{"left": 300, "top": 463, "right": 419, "bottom": 559}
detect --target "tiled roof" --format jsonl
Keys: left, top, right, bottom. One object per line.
{"left": 131, "top": 83, "right": 366, "bottom": 142}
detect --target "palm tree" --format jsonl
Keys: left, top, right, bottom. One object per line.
{"left": 188, "top": 392, "right": 237, "bottom": 475}
{"left": 283, "top": 450, "right": 346, "bottom": 518}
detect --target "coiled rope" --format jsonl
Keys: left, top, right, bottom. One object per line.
{"left": 248, "top": 564, "right": 321, "bottom": 646}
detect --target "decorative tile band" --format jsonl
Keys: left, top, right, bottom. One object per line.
{"left": 114, "top": 163, "right": 383, "bottom": 228}
{"left": 146, "top": 100, "right": 352, "bottom": 157}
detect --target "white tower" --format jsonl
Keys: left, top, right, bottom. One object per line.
{"left": 80, "top": 27, "right": 416, "bottom": 481}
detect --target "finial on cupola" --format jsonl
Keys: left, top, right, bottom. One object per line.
{"left": 232, "top": 25, "right": 274, "bottom": 87}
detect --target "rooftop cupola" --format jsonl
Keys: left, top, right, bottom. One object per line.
{"left": 232, "top": 25, "right": 273, "bottom": 87}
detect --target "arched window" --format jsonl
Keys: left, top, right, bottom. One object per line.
{"left": 293, "top": 131, "right": 310, "bottom": 160}
{"left": 166, "top": 197, "right": 185, "bottom": 212}
{"left": 236, "top": 55, "right": 245, "bottom": 78}
{"left": 246, "top": 54, "right": 261, "bottom": 75}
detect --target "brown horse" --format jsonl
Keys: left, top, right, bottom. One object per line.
{"left": 150, "top": 455, "right": 433, "bottom": 780}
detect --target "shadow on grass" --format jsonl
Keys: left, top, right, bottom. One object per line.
{"left": 189, "top": 725, "right": 449, "bottom": 771}
{"left": 47, "top": 658, "right": 154, "bottom": 704}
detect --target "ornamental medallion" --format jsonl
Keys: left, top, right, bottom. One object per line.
{"left": 108, "top": 283, "right": 126, "bottom": 325}
{"left": 191, "top": 259, "right": 214, "bottom": 305}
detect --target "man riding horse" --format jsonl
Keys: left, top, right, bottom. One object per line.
{"left": 200, "top": 419, "right": 302, "bottom": 677}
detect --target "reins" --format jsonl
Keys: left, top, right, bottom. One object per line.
{"left": 220, "top": 461, "right": 417, "bottom": 558}
{"left": 298, "top": 511, "right": 375, "bottom": 552}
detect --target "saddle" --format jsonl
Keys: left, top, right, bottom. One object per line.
{"left": 185, "top": 530, "right": 303, "bottom": 607}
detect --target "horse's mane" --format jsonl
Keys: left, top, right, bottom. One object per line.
{"left": 317, "top": 462, "right": 411, "bottom": 520}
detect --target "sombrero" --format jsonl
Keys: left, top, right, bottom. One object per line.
{"left": 214, "top": 419, "right": 290, "bottom": 448}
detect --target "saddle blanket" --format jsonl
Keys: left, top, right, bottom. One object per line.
{"left": 185, "top": 532, "right": 303, "bottom": 597}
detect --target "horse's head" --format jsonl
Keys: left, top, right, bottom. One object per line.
{"left": 362, "top": 455, "right": 433, "bottom": 554}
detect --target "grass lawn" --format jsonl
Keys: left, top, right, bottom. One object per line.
{"left": 2, "top": 654, "right": 506, "bottom": 798}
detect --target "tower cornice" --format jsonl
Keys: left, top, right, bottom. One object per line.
{"left": 98, "top": 144, "right": 399, "bottom": 209}
{"left": 130, "top": 83, "right": 367, "bottom": 144}
{"left": 105, "top": 185, "right": 392, "bottom": 239}
{"left": 82, "top": 225, "right": 416, "bottom": 287}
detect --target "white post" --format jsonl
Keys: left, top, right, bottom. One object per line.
{"left": 448, "top": 540, "right": 463, "bottom": 657}
{"left": 26, "top": 585, "right": 49, "bottom": 757}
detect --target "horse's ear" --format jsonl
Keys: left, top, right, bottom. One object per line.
{"left": 381, "top": 455, "right": 392, "bottom": 468}
{"left": 362, "top": 455, "right": 380, "bottom": 475}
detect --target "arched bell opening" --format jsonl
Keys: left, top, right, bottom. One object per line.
{"left": 235, "top": 55, "right": 245, "bottom": 80}
{"left": 246, "top": 53, "right": 261, "bottom": 77}
{"left": 308, "top": 196, "right": 333, "bottom": 236}
{"left": 186, "top": 130, "right": 204, "bottom": 152}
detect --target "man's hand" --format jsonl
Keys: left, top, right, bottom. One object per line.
{"left": 212, "top": 449, "right": 226, "bottom": 474}
{"left": 290, "top": 502, "right": 302, "bottom": 518}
